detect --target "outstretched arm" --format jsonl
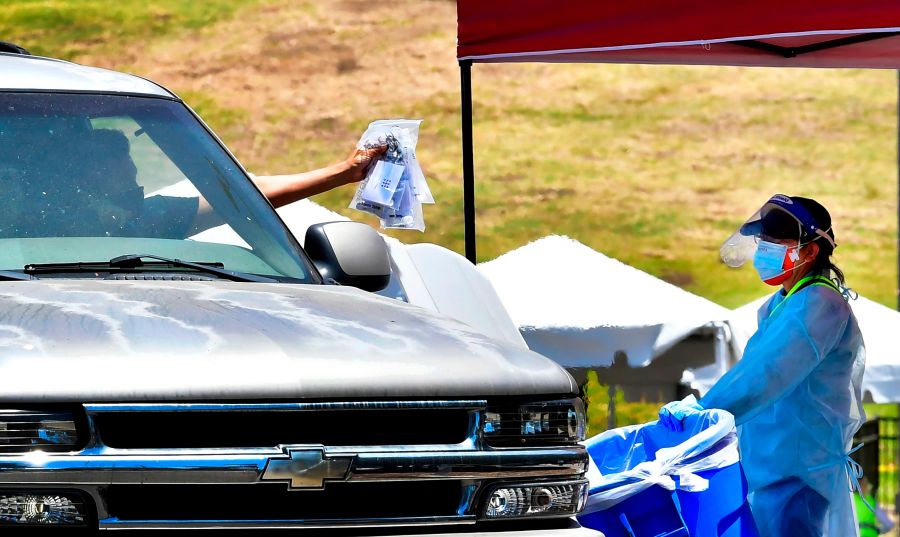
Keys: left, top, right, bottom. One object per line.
{"left": 192, "top": 146, "right": 385, "bottom": 233}
{"left": 252, "top": 145, "right": 386, "bottom": 208}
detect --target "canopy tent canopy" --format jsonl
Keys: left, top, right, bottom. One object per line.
{"left": 726, "top": 294, "right": 900, "bottom": 403}
{"left": 458, "top": 1, "right": 900, "bottom": 68}
{"left": 477, "top": 236, "right": 739, "bottom": 390}
{"left": 456, "top": 0, "right": 900, "bottom": 263}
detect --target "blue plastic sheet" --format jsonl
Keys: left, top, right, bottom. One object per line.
{"left": 582, "top": 409, "right": 739, "bottom": 512}
{"left": 579, "top": 409, "right": 758, "bottom": 537}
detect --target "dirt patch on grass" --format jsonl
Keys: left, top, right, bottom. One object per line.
{"left": 521, "top": 186, "right": 577, "bottom": 202}
{"left": 660, "top": 269, "right": 696, "bottom": 287}
{"left": 80, "top": 0, "right": 459, "bottom": 168}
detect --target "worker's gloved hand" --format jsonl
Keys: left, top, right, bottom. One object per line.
{"left": 658, "top": 395, "right": 704, "bottom": 432}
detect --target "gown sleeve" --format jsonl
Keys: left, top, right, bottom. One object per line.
{"left": 700, "top": 286, "right": 850, "bottom": 425}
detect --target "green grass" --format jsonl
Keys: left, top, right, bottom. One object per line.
{"left": 865, "top": 403, "right": 899, "bottom": 419}
{"left": 0, "top": 0, "right": 256, "bottom": 60}
{"left": 179, "top": 89, "right": 250, "bottom": 146}
{"left": 583, "top": 371, "right": 661, "bottom": 437}
{"left": 863, "top": 404, "right": 899, "bottom": 515}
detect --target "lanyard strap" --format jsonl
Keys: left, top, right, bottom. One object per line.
{"left": 767, "top": 274, "right": 839, "bottom": 319}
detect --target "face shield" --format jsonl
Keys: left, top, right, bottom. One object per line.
{"left": 720, "top": 194, "right": 836, "bottom": 269}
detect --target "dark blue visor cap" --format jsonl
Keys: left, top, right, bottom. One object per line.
{"left": 739, "top": 196, "right": 820, "bottom": 241}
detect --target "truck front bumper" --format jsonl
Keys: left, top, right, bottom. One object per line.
{"left": 0, "top": 401, "right": 590, "bottom": 531}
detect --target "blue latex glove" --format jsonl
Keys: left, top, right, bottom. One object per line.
{"left": 658, "top": 395, "right": 704, "bottom": 432}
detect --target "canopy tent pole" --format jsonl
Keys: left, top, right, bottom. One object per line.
{"left": 460, "top": 59, "right": 477, "bottom": 264}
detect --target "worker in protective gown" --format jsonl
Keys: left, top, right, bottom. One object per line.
{"left": 658, "top": 194, "right": 866, "bottom": 537}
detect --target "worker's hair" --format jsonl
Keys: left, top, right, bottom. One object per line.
{"left": 792, "top": 196, "right": 846, "bottom": 287}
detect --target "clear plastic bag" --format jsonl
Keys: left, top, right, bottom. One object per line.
{"left": 349, "top": 119, "right": 432, "bottom": 231}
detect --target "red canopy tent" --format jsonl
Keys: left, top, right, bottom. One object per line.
{"left": 456, "top": 0, "right": 900, "bottom": 291}
{"left": 458, "top": 1, "right": 900, "bottom": 68}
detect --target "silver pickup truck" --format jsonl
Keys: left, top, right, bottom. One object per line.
{"left": 0, "top": 47, "right": 596, "bottom": 534}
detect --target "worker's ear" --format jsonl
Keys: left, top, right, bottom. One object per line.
{"left": 803, "top": 241, "right": 820, "bottom": 263}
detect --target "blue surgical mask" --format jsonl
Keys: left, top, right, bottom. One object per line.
{"left": 753, "top": 240, "right": 788, "bottom": 282}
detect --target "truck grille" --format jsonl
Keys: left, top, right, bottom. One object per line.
{"left": 103, "top": 481, "right": 463, "bottom": 521}
{"left": 93, "top": 407, "right": 472, "bottom": 448}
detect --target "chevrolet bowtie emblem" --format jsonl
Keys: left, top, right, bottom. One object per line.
{"left": 261, "top": 448, "right": 353, "bottom": 490}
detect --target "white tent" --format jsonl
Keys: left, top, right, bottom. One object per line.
{"left": 730, "top": 294, "right": 900, "bottom": 404}
{"left": 477, "top": 236, "right": 739, "bottom": 398}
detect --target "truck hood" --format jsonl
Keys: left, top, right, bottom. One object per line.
{"left": 0, "top": 280, "right": 575, "bottom": 401}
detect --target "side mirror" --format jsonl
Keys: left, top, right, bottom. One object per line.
{"left": 304, "top": 221, "right": 391, "bottom": 292}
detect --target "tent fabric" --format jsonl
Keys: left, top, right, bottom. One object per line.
{"left": 477, "top": 235, "right": 732, "bottom": 368}
{"left": 457, "top": 0, "right": 900, "bottom": 68}
{"left": 729, "top": 294, "right": 900, "bottom": 403}
{"left": 680, "top": 322, "right": 738, "bottom": 396}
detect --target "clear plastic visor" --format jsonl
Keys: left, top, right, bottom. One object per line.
{"left": 720, "top": 203, "right": 802, "bottom": 268}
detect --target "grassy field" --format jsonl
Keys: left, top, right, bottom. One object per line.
{"left": 12, "top": 0, "right": 893, "bottom": 309}
{"left": 0, "top": 1, "right": 255, "bottom": 60}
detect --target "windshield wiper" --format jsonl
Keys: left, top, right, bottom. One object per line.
{"left": 23, "top": 254, "right": 276, "bottom": 283}
{"left": 0, "top": 271, "right": 33, "bottom": 281}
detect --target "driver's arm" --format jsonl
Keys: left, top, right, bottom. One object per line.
{"left": 192, "top": 146, "right": 385, "bottom": 233}
{"left": 253, "top": 144, "right": 386, "bottom": 207}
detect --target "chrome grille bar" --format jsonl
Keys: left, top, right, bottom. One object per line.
{"left": 99, "top": 515, "right": 476, "bottom": 530}
{"left": 84, "top": 400, "right": 487, "bottom": 412}
{"left": 0, "top": 446, "right": 587, "bottom": 484}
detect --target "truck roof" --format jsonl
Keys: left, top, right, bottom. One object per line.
{"left": 0, "top": 52, "right": 175, "bottom": 98}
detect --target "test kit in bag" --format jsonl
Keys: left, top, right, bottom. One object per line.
{"left": 577, "top": 409, "right": 759, "bottom": 537}
{"left": 350, "top": 119, "right": 433, "bottom": 231}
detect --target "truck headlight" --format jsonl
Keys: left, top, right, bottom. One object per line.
{"left": 481, "top": 480, "right": 588, "bottom": 520}
{"left": 0, "top": 410, "right": 80, "bottom": 452}
{"left": 483, "top": 399, "right": 585, "bottom": 446}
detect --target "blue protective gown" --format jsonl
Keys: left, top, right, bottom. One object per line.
{"left": 701, "top": 281, "right": 866, "bottom": 537}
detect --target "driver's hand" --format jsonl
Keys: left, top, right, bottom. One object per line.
{"left": 343, "top": 145, "right": 387, "bottom": 184}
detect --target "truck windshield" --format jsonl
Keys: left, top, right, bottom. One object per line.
{"left": 0, "top": 93, "right": 317, "bottom": 282}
